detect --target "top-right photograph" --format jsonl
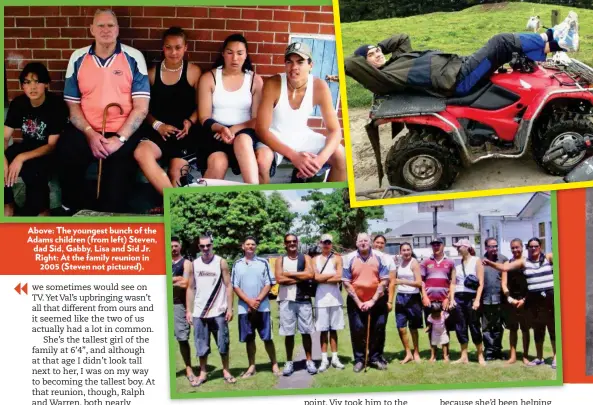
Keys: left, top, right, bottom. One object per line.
{"left": 338, "top": 1, "right": 593, "bottom": 206}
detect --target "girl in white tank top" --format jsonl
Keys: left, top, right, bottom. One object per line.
{"left": 212, "top": 66, "right": 254, "bottom": 126}
{"left": 397, "top": 258, "right": 420, "bottom": 294}
{"left": 455, "top": 256, "right": 479, "bottom": 294}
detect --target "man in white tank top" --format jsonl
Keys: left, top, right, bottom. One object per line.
{"left": 275, "top": 233, "right": 317, "bottom": 376}
{"left": 186, "top": 234, "right": 235, "bottom": 386}
{"left": 255, "top": 42, "right": 347, "bottom": 183}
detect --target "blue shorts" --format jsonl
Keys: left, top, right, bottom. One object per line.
{"left": 238, "top": 311, "right": 272, "bottom": 343}
{"left": 395, "top": 293, "right": 423, "bottom": 329}
{"left": 193, "top": 315, "right": 230, "bottom": 357}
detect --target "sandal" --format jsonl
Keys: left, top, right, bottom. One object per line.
{"left": 223, "top": 375, "right": 237, "bottom": 384}
{"left": 190, "top": 376, "right": 207, "bottom": 387}
{"left": 240, "top": 369, "right": 257, "bottom": 379}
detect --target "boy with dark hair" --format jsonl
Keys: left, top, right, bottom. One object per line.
{"left": 4, "top": 62, "right": 68, "bottom": 216}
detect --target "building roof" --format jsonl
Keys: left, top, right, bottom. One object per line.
{"left": 385, "top": 219, "right": 478, "bottom": 237}
{"left": 517, "top": 192, "right": 551, "bottom": 218}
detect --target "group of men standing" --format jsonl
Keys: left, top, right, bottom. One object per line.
{"left": 171, "top": 230, "right": 556, "bottom": 387}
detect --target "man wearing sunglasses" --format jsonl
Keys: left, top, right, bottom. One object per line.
{"left": 275, "top": 233, "right": 317, "bottom": 376}
{"left": 186, "top": 234, "right": 235, "bottom": 386}
{"left": 481, "top": 237, "right": 508, "bottom": 361}
{"left": 232, "top": 236, "right": 281, "bottom": 378}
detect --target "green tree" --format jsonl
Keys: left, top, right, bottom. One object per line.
{"left": 456, "top": 222, "right": 475, "bottom": 230}
{"left": 300, "top": 189, "right": 384, "bottom": 249}
{"left": 170, "top": 191, "right": 296, "bottom": 260}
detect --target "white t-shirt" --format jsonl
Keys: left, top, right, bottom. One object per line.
{"left": 314, "top": 254, "right": 343, "bottom": 308}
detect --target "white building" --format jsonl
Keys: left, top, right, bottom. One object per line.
{"left": 479, "top": 192, "right": 551, "bottom": 259}
{"left": 383, "top": 219, "right": 479, "bottom": 260}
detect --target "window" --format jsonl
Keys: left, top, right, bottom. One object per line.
{"left": 413, "top": 236, "right": 431, "bottom": 248}
{"left": 385, "top": 243, "right": 400, "bottom": 255}
{"left": 452, "top": 236, "right": 470, "bottom": 244}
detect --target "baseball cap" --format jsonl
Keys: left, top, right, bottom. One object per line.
{"left": 453, "top": 238, "right": 472, "bottom": 248}
{"left": 285, "top": 42, "right": 312, "bottom": 60}
{"left": 354, "top": 44, "right": 377, "bottom": 58}
{"left": 429, "top": 238, "right": 444, "bottom": 245}
{"left": 320, "top": 234, "right": 333, "bottom": 243}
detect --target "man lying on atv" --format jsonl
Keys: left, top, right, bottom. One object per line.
{"left": 344, "top": 12, "right": 579, "bottom": 98}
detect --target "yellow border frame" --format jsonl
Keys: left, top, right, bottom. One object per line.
{"left": 332, "top": 0, "right": 593, "bottom": 208}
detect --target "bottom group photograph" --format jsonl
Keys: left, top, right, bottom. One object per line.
{"left": 163, "top": 185, "right": 560, "bottom": 398}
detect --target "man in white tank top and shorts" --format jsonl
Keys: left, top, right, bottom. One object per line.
{"left": 275, "top": 233, "right": 317, "bottom": 376}
{"left": 314, "top": 234, "right": 345, "bottom": 372}
{"left": 255, "top": 42, "right": 347, "bottom": 183}
{"left": 186, "top": 234, "right": 235, "bottom": 386}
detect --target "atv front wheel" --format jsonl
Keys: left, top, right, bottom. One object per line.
{"left": 385, "top": 128, "right": 461, "bottom": 191}
{"left": 533, "top": 114, "right": 593, "bottom": 175}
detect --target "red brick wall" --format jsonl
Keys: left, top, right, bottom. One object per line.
{"left": 4, "top": 6, "right": 340, "bottom": 133}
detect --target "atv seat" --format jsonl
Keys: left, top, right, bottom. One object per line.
{"left": 370, "top": 92, "right": 446, "bottom": 119}
{"left": 446, "top": 82, "right": 492, "bottom": 106}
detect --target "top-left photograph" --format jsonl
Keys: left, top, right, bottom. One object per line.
{"left": 2, "top": 5, "right": 345, "bottom": 217}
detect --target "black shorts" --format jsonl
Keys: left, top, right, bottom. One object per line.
{"left": 198, "top": 127, "right": 260, "bottom": 175}
{"left": 503, "top": 301, "right": 530, "bottom": 332}
{"left": 141, "top": 123, "right": 197, "bottom": 162}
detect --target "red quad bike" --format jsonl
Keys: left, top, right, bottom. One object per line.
{"left": 365, "top": 53, "right": 593, "bottom": 193}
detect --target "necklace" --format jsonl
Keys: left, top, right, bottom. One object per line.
{"left": 287, "top": 79, "right": 307, "bottom": 100}
{"left": 161, "top": 60, "right": 183, "bottom": 72}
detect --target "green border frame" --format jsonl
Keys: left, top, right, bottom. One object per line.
{"left": 0, "top": 1, "right": 332, "bottom": 223}
{"left": 163, "top": 185, "right": 563, "bottom": 399}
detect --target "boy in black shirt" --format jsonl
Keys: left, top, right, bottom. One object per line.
{"left": 4, "top": 62, "right": 68, "bottom": 216}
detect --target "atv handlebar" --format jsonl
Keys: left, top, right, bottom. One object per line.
{"left": 543, "top": 136, "right": 592, "bottom": 163}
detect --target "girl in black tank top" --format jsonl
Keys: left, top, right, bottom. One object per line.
{"left": 149, "top": 60, "right": 197, "bottom": 130}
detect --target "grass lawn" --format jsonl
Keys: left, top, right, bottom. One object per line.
{"left": 173, "top": 291, "right": 557, "bottom": 395}
{"left": 340, "top": 2, "right": 593, "bottom": 108}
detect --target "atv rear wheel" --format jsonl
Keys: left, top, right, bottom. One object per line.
{"left": 533, "top": 113, "right": 593, "bottom": 175}
{"left": 385, "top": 128, "right": 461, "bottom": 191}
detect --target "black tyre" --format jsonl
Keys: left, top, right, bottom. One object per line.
{"left": 385, "top": 128, "right": 461, "bottom": 191}
{"left": 532, "top": 113, "right": 593, "bottom": 175}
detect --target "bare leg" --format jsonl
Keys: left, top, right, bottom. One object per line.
{"left": 134, "top": 140, "right": 172, "bottom": 195}
{"left": 507, "top": 330, "right": 518, "bottom": 364}
{"left": 198, "top": 355, "right": 208, "bottom": 380}
{"left": 4, "top": 203, "right": 15, "bottom": 216}
{"left": 255, "top": 146, "right": 274, "bottom": 184}
{"left": 302, "top": 334, "right": 313, "bottom": 361}
{"left": 443, "top": 344, "right": 450, "bottom": 362}
{"left": 168, "top": 158, "right": 189, "bottom": 188}
{"left": 429, "top": 345, "right": 436, "bottom": 362}
{"left": 264, "top": 340, "right": 280, "bottom": 374}
{"left": 477, "top": 343, "right": 486, "bottom": 366}
{"left": 329, "top": 330, "right": 338, "bottom": 353}
{"left": 204, "top": 152, "right": 229, "bottom": 179}
{"left": 326, "top": 145, "right": 347, "bottom": 182}
{"left": 285, "top": 335, "right": 295, "bottom": 362}
{"left": 38, "top": 209, "right": 50, "bottom": 216}
{"left": 410, "top": 329, "right": 421, "bottom": 362}
{"left": 522, "top": 329, "right": 531, "bottom": 364}
{"left": 221, "top": 354, "right": 234, "bottom": 379}
{"left": 178, "top": 340, "right": 193, "bottom": 378}
{"left": 398, "top": 328, "right": 413, "bottom": 364}
{"left": 233, "top": 134, "right": 259, "bottom": 184}
{"left": 320, "top": 331, "right": 328, "bottom": 354}
{"left": 243, "top": 340, "right": 256, "bottom": 376}
{"left": 453, "top": 343, "right": 469, "bottom": 364}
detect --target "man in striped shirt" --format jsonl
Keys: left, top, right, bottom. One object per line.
{"left": 420, "top": 239, "right": 456, "bottom": 310}
{"left": 186, "top": 234, "right": 235, "bottom": 386}
{"left": 56, "top": 8, "right": 150, "bottom": 213}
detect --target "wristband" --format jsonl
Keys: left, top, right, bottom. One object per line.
{"left": 507, "top": 296, "right": 515, "bottom": 304}
{"left": 152, "top": 120, "right": 163, "bottom": 131}
{"left": 203, "top": 118, "right": 219, "bottom": 132}
{"left": 84, "top": 126, "right": 92, "bottom": 133}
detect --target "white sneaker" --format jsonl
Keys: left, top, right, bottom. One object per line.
{"left": 306, "top": 360, "right": 317, "bottom": 375}
{"left": 318, "top": 359, "right": 330, "bottom": 373}
{"left": 526, "top": 16, "right": 541, "bottom": 32}
{"left": 331, "top": 357, "right": 345, "bottom": 369}
{"left": 553, "top": 11, "right": 579, "bottom": 52}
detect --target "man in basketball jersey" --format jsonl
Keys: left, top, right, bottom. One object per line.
{"left": 255, "top": 42, "right": 346, "bottom": 183}
{"left": 275, "top": 233, "right": 317, "bottom": 376}
{"left": 343, "top": 233, "right": 390, "bottom": 372}
{"left": 186, "top": 234, "right": 235, "bottom": 386}
{"left": 171, "top": 237, "right": 194, "bottom": 384}
{"left": 57, "top": 8, "right": 150, "bottom": 213}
